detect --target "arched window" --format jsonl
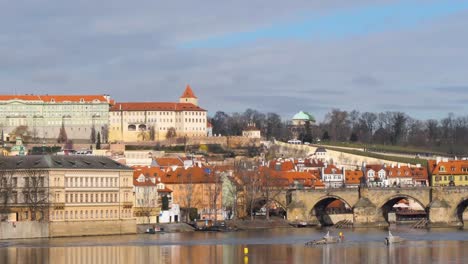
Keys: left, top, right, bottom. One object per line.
{"left": 138, "top": 124, "right": 147, "bottom": 130}
{"left": 128, "top": 125, "right": 136, "bottom": 131}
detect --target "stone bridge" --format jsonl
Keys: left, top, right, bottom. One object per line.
{"left": 285, "top": 186, "right": 468, "bottom": 228}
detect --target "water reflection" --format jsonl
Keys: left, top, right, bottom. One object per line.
{"left": 1, "top": 229, "right": 467, "bottom": 264}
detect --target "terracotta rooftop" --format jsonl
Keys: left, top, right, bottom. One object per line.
{"left": 180, "top": 85, "right": 198, "bottom": 99}
{"left": 430, "top": 160, "right": 468, "bottom": 175}
{"left": 110, "top": 102, "right": 205, "bottom": 112}
{"left": 154, "top": 157, "right": 184, "bottom": 167}
{"left": 0, "top": 94, "right": 109, "bottom": 103}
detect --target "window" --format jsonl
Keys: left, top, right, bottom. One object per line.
{"left": 440, "top": 166, "right": 446, "bottom": 172}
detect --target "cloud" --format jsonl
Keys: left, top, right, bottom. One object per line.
{"left": 0, "top": 0, "right": 468, "bottom": 122}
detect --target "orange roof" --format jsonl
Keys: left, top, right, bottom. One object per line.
{"left": 133, "top": 166, "right": 166, "bottom": 178}
{"left": 110, "top": 102, "right": 205, "bottom": 112}
{"left": 430, "top": 160, "right": 468, "bottom": 175}
{"left": 163, "top": 166, "right": 218, "bottom": 184}
{"left": 261, "top": 167, "right": 324, "bottom": 188}
{"left": 328, "top": 200, "right": 346, "bottom": 209}
{"left": 133, "top": 177, "right": 157, "bottom": 187}
{"left": 345, "top": 170, "right": 363, "bottom": 185}
{"left": 269, "top": 160, "right": 295, "bottom": 171}
{"left": 180, "top": 85, "right": 197, "bottom": 99}
{"left": 385, "top": 166, "right": 428, "bottom": 180}
{"left": 0, "top": 94, "right": 109, "bottom": 103}
{"left": 366, "top": 164, "right": 385, "bottom": 172}
{"left": 154, "top": 157, "right": 184, "bottom": 167}
{"left": 323, "top": 164, "right": 342, "bottom": 174}
{"left": 207, "top": 121, "right": 213, "bottom": 128}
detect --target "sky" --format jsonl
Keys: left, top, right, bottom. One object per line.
{"left": 1, "top": 0, "right": 468, "bottom": 121}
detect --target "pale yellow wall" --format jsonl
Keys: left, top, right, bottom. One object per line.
{"left": 108, "top": 109, "right": 207, "bottom": 142}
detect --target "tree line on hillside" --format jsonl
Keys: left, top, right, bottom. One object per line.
{"left": 211, "top": 109, "right": 468, "bottom": 155}
{"left": 211, "top": 109, "right": 290, "bottom": 140}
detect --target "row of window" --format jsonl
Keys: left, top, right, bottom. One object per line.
{"left": 434, "top": 175, "right": 468, "bottom": 181}
{"left": 50, "top": 209, "right": 132, "bottom": 220}
{"left": 65, "top": 192, "right": 120, "bottom": 203}
{"left": 65, "top": 177, "right": 119, "bottom": 188}
{"left": 111, "top": 111, "right": 205, "bottom": 116}
{"left": 323, "top": 175, "right": 343, "bottom": 180}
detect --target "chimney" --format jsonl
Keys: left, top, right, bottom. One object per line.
{"left": 397, "top": 163, "right": 401, "bottom": 169}
{"left": 391, "top": 163, "right": 395, "bottom": 168}
{"left": 436, "top": 157, "right": 441, "bottom": 165}
{"left": 342, "top": 166, "right": 346, "bottom": 182}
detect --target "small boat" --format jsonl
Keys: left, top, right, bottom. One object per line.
{"left": 305, "top": 231, "right": 340, "bottom": 246}
{"left": 385, "top": 231, "right": 404, "bottom": 245}
{"left": 145, "top": 227, "right": 164, "bottom": 234}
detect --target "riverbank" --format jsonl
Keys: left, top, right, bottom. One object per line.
{"left": 137, "top": 219, "right": 292, "bottom": 234}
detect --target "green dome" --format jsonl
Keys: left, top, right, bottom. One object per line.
{"left": 292, "top": 111, "right": 315, "bottom": 122}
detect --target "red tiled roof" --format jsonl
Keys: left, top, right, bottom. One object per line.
{"left": 207, "top": 121, "right": 213, "bottom": 128}
{"left": 133, "top": 178, "right": 157, "bottom": 187}
{"left": 430, "top": 160, "right": 468, "bottom": 175}
{"left": 366, "top": 164, "right": 385, "bottom": 172}
{"left": 180, "top": 85, "right": 197, "bottom": 99}
{"left": 0, "top": 94, "right": 109, "bottom": 103}
{"left": 133, "top": 166, "right": 165, "bottom": 178}
{"left": 328, "top": 200, "right": 346, "bottom": 209}
{"left": 345, "top": 170, "right": 363, "bottom": 184}
{"left": 110, "top": 102, "right": 205, "bottom": 111}
{"left": 154, "top": 157, "right": 184, "bottom": 167}
{"left": 163, "top": 166, "right": 218, "bottom": 184}
{"left": 385, "top": 166, "right": 428, "bottom": 180}
{"left": 323, "top": 165, "right": 342, "bottom": 174}
{"left": 158, "top": 187, "right": 173, "bottom": 193}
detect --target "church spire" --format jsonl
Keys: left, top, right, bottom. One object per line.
{"left": 179, "top": 84, "right": 199, "bottom": 106}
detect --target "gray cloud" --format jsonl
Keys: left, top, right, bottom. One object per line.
{"left": 0, "top": 1, "right": 467, "bottom": 121}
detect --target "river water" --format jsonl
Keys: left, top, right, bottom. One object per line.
{"left": 0, "top": 227, "right": 467, "bottom": 264}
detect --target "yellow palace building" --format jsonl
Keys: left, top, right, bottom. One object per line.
{"left": 108, "top": 85, "right": 208, "bottom": 142}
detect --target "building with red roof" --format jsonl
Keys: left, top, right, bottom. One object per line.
{"left": 0, "top": 94, "right": 111, "bottom": 142}
{"left": 109, "top": 85, "right": 208, "bottom": 142}
{"left": 429, "top": 159, "right": 468, "bottom": 186}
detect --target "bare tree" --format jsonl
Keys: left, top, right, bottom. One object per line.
{"left": 207, "top": 171, "right": 223, "bottom": 222}
{"left": 259, "top": 169, "right": 286, "bottom": 221}
{"left": 138, "top": 128, "right": 149, "bottom": 141}
{"left": 10, "top": 126, "right": 32, "bottom": 142}
{"left": 179, "top": 172, "right": 199, "bottom": 222}
{"left": 137, "top": 185, "right": 156, "bottom": 224}
{"left": 149, "top": 126, "right": 156, "bottom": 141}
{"left": 0, "top": 169, "right": 16, "bottom": 218}
{"left": 166, "top": 127, "right": 177, "bottom": 139}
{"left": 23, "top": 169, "right": 49, "bottom": 221}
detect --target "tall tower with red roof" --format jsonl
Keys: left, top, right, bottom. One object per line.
{"left": 179, "top": 84, "right": 198, "bottom": 106}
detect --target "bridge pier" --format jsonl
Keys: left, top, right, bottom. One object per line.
{"left": 428, "top": 199, "right": 463, "bottom": 228}
{"left": 353, "top": 198, "right": 388, "bottom": 227}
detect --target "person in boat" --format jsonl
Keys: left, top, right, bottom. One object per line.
{"left": 339, "top": 232, "right": 344, "bottom": 242}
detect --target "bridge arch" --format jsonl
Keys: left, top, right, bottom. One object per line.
{"left": 378, "top": 194, "right": 428, "bottom": 223}
{"left": 455, "top": 197, "right": 468, "bottom": 225}
{"left": 250, "top": 197, "right": 287, "bottom": 218}
{"left": 309, "top": 195, "right": 353, "bottom": 226}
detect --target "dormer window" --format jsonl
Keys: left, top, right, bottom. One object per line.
{"left": 50, "top": 98, "right": 55, "bottom": 103}
{"left": 80, "top": 98, "right": 85, "bottom": 103}
{"left": 440, "top": 166, "right": 445, "bottom": 172}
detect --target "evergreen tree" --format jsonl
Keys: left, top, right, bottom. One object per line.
{"left": 96, "top": 132, "right": 101, "bottom": 149}
{"left": 90, "top": 126, "right": 96, "bottom": 143}
{"left": 57, "top": 122, "right": 68, "bottom": 143}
